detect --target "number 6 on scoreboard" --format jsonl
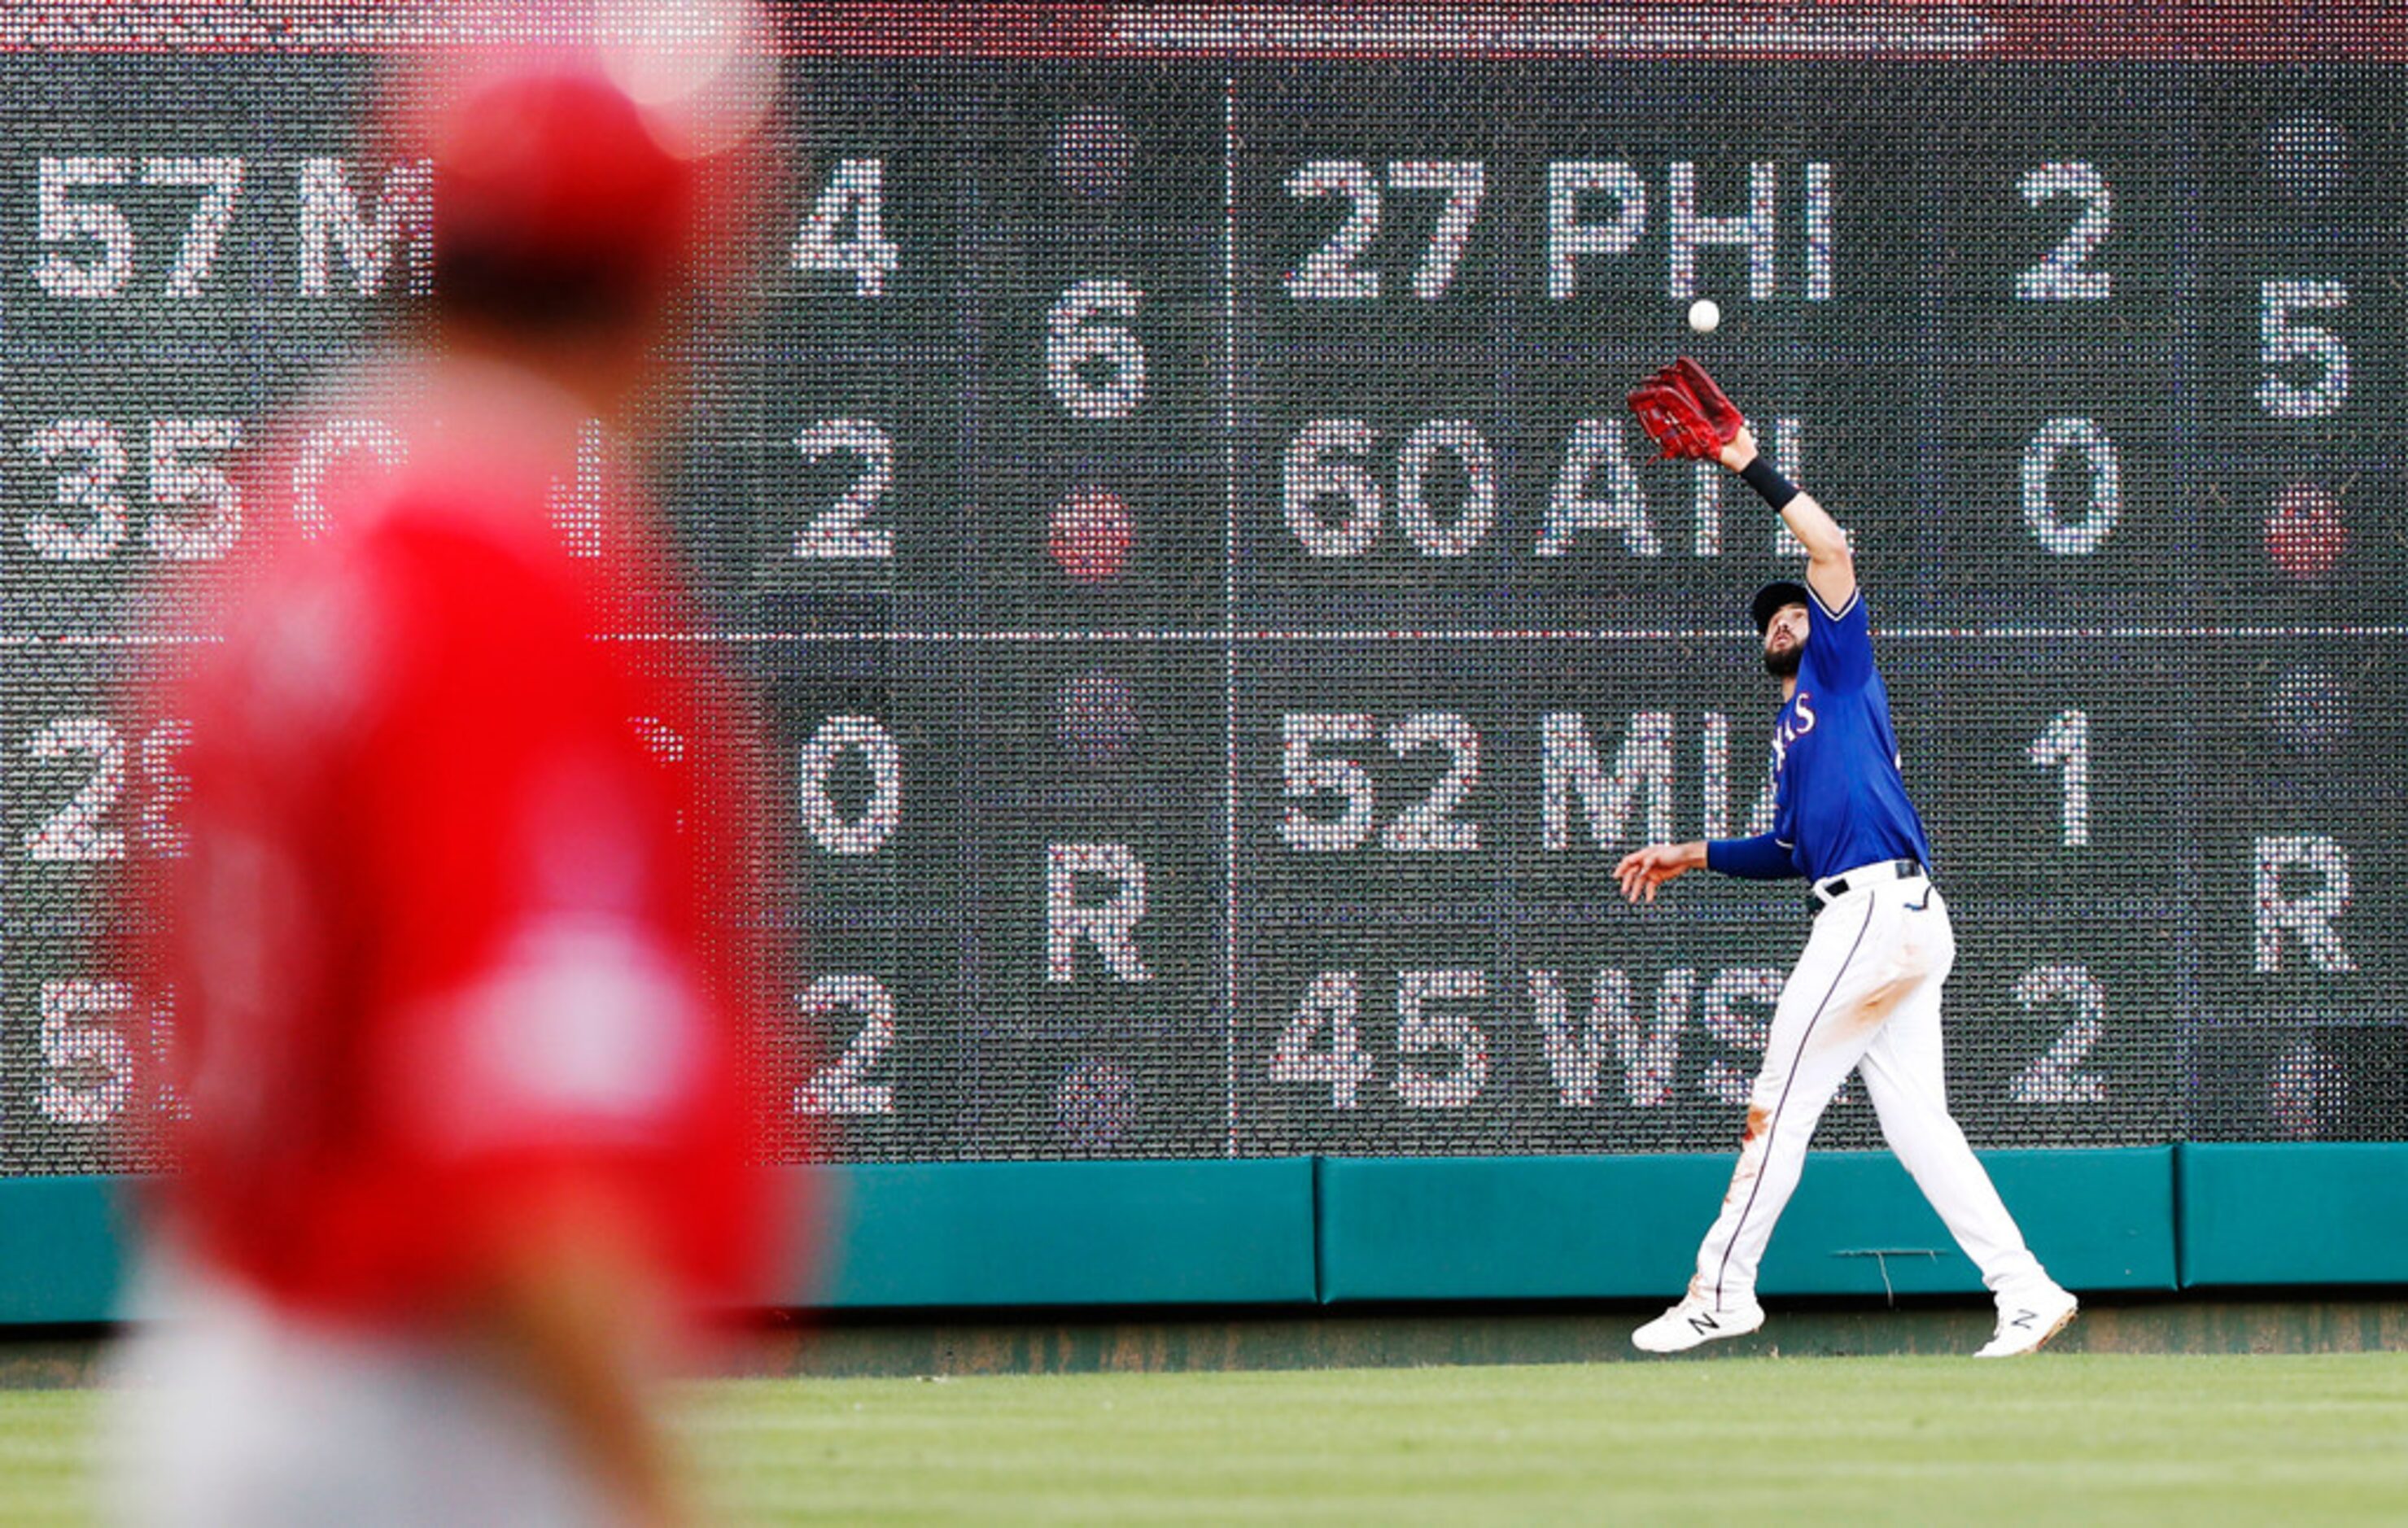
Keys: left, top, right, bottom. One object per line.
{"left": 1046, "top": 279, "right": 1147, "bottom": 420}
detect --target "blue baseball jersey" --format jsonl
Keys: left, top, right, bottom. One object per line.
{"left": 1768, "top": 583, "right": 1934, "bottom": 883}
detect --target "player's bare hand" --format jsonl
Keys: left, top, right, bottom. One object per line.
{"left": 1615, "top": 841, "right": 1705, "bottom": 904}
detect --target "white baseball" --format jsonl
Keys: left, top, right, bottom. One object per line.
{"left": 1688, "top": 298, "right": 1721, "bottom": 334}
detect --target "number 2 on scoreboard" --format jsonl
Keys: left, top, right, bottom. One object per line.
{"left": 790, "top": 419, "right": 894, "bottom": 559}
{"left": 1285, "top": 159, "right": 1485, "bottom": 301}
{"left": 2012, "top": 161, "right": 2111, "bottom": 301}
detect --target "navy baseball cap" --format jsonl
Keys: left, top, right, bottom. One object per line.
{"left": 1750, "top": 579, "right": 1812, "bottom": 635}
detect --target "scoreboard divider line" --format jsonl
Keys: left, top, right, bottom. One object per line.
{"left": 18, "top": 627, "right": 2408, "bottom": 648}
{"left": 2170, "top": 111, "right": 2209, "bottom": 1159}
{"left": 573, "top": 626, "right": 2408, "bottom": 643}
{"left": 1221, "top": 68, "right": 1243, "bottom": 1159}
{"left": 1102, "top": 8, "right": 1999, "bottom": 57}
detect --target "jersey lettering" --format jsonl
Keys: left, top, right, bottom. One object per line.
{"left": 1768, "top": 593, "right": 1934, "bottom": 881}
{"left": 1770, "top": 689, "right": 1817, "bottom": 772}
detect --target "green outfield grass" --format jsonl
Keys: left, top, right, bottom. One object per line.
{"left": 8, "top": 1352, "right": 2407, "bottom": 1523}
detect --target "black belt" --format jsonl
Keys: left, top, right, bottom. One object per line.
{"left": 1809, "top": 858, "right": 1926, "bottom": 913}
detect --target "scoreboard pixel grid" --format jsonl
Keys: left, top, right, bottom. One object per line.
{"left": 2, "top": 3, "right": 2402, "bottom": 1172}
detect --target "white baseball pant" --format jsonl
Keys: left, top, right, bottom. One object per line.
{"left": 1689, "top": 872, "right": 2048, "bottom": 1308}
{"left": 105, "top": 1255, "right": 614, "bottom": 1527}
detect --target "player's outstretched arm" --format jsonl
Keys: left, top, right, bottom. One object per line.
{"left": 477, "top": 1189, "right": 690, "bottom": 1528}
{"left": 1615, "top": 840, "right": 1706, "bottom": 903}
{"left": 1622, "top": 360, "right": 1856, "bottom": 613}
{"left": 1718, "top": 425, "right": 1855, "bottom": 614}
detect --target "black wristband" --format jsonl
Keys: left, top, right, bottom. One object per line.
{"left": 1739, "top": 456, "right": 1799, "bottom": 511}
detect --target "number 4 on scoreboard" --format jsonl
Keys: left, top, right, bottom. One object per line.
{"left": 1269, "top": 971, "right": 1377, "bottom": 1107}
{"left": 792, "top": 157, "right": 900, "bottom": 297}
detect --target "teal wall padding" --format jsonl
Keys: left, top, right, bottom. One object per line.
{"left": 18, "top": 1146, "right": 2408, "bottom": 1321}
{"left": 1315, "top": 1155, "right": 1722, "bottom": 1302}
{"left": 0, "top": 1177, "right": 128, "bottom": 1325}
{"left": 2178, "top": 1144, "right": 2408, "bottom": 1288}
{"left": 1763, "top": 1147, "right": 2176, "bottom": 1295}
{"left": 808, "top": 1159, "right": 1319, "bottom": 1308}
{"left": 1316, "top": 1149, "right": 2177, "bottom": 1303}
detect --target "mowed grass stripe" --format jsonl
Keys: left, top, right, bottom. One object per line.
{"left": 685, "top": 1355, "right": 2408, "bottom": 1525}
{"left": 6, "top": 1352, "right": 2406, "bottom": 1524}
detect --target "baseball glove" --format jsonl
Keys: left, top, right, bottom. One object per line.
{"left": 1626, "top": 356, "right": 1746, "bottom": 461}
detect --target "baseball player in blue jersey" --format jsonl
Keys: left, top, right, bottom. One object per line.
{"left": 1616, "top": 359, "right": 2078, "bottom": 1358}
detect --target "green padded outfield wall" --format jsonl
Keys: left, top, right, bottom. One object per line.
{"left": 1313, "top": 1150, "right": 2178, "bottom": 1304}
{"left": 806, "top": 1159, "right": 1320, "bottom": 1308}
{"left": 7, "top": 1148, "right": 2408, "bottom": 1322}
{"left": 0, "top": 5, "right": 2395, "bottom": 1317}
{"left": 2179, "top": 1145, "right": 2408, "bottom": 1290}
{"left": 0, "top": 1177, "right": 125, "bottom": 1325}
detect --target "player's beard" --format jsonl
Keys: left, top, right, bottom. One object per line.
{"left": 1763, "top": 640, "right": 1802, "bottom": 679}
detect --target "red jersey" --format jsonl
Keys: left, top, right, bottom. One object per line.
{"left": 146, "top": 361, "right": 779, "bottom": 1327}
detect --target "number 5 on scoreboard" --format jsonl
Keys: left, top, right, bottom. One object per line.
{"left": 1279, "top": 711, "right": 1481, "bottom": 853}
{"left": 36, "top": 155, "right": 243, "bottom": 300}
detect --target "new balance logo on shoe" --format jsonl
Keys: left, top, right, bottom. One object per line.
{"left": 1975, "top": 1286, "right": 2078, "bottom": 1359}
{"left": 1633, "top": 1294, "right": 1765, "bottom": 1355}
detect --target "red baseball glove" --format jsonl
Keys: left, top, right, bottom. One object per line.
{"left": 1626, "top": 356, "right": 1746, "bottom": 461}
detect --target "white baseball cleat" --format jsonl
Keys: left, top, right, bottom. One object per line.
{"left": 1632, "top": 1290, "right": 1766, "bottom": 1354}
{"left": 1976, "top": 1285, "right": 2079, "bottom": 1358}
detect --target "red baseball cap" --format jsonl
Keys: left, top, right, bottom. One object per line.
{"left": 427, "top": 61, "right": 695, "bottom": 320}
{"left": 411, "top": 5, "right": 779, "bottom": 324}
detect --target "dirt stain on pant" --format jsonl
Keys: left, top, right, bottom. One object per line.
{"left": 1721, "top": 1105, "right": 1773, "bottom": 1207}
{"left": 1848, "top": 949, "right": 1932, "bottom": 1032}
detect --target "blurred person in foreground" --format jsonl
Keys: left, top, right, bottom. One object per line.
{"left": 108, "top": 15, "right": 793, "bottom": 1526}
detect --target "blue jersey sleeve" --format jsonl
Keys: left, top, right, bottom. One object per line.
{"left": 1803, "top": 582, "right": 1874, "bottom": 692}
{"left": 1707, "top": 832, "right": 1802, "bottom": 880}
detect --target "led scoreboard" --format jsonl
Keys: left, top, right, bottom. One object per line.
{"left": 2, "top": 3, "right": 2404, "bottom": 1176}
